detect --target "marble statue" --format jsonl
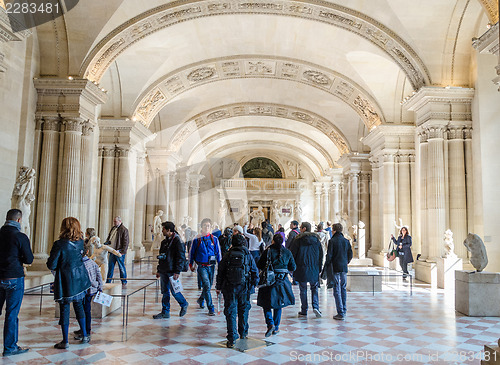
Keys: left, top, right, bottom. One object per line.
{"left": 250, "top": 205, "right": 265, "bottom": 227}
{"left": 152, "top": 210, "right": 164, "bottom": 250}
{"left": 272, "top": 202, "right": 280, "bottom": 227}
{"left": 463, "top": 233, "right": 488, "bottom": 272}
{"left": 218, "top": 200, "right": 227, "bottom": 229}
{"left": 443, "top": 229, "right": 456, "bottom": 258}
{"left": 11, "top": 166, "right": 36, "bottom": 235}
{"left": 294, "top": 201, "right": 303, "bottom": 222}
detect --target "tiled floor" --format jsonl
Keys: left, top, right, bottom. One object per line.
{"left": 1, "top": 263, "right": 499, "bottom": 364}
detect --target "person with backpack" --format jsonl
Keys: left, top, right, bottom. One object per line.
{"left": 189, "top": 218, "right": 222, "bottom": 316}
{"left": 219, "top": 227, "right": 233, "bottom": 256}
{"left": 153, "top": 221, "right": 189, "bottom": 319}
{"left": 216, "top": 234, "right": 258, "bottom": 348}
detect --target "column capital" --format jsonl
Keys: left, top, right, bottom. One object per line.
{"left": 42, "top": 117, "right": 61, "bottom": 132}
{"left": 426, "top": 124, "right": 447, "bottom": 139}
{"left": 101, "top": 146, "right": 116, "bottom": 157}
{"left": 81, "top": 121, "right": 94, "bottom": 136}
{"left": 464, "top": 127, "right": 473, "bottom": 139}
{"left": 63, "top": 119, "right": 83, "bottom": 133}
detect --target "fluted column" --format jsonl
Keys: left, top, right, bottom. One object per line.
{"left": 168, "top": 172, "right": 177, "bottom": 223}
{"left": 189, "top": 175, "right": 203, "bottom": 228}
{"left": 448, "top": 125, "right": 468, "bottom": 259}
{"left": 31, "top": 119, "right": 43, "bottom": 239}
{"left": 134, "top": 154, "right": 147, "bottom": 255}
{"left": 34, "top": 118, "right": 60, "bottom": 259}
{"left": 342, "top": 175, "right": 349, "bottom": 215}
{"left": 464, "top": 127, "right": 474, "bottom": 234}
{"left": 79, "top": 122, "right": 94, "bottom": 229}
{"left": 313, "top": 182, "right": 322, "bottom": 223}
{"left": 331, "top": 181, "right": 341, "bottom": 222}
{"left": 359, "top": 172, "right": 371, "bottom": 249}
{"left": 369, "top": 157, "right": 381, "bottom": 254}
{"left": 426, "top": 125, "right": 447, "bottom": 259}
{"left": 158, "top": 173, "right": 169, "bottom": 221}
{"left": 382, "top": 153, "right": 396, "bottom": 248}
{"left": 418, "top": 132, "right": 429, "bottom": 259}
{"left": 114, "top": 148, "right": 132, "bottom": 228}
{"left": 349, "top": 172, "right": 360, "bottom": 226}
{"left": 397, "top": 154, "right": 412, "bottom": 229}
{"left": 54, "top": 119, "right": 82, "bottom": 238}
{"left": 178, "top": 174, "right": 190, "bottom": 225}
{"left": 145, "top": 169, "right": 157, "bottom": 242}
{"left": 321, "top": 182, "right": 330, "bottom": 222}
{"left": 99, "top": 147, "right": 115, "bottom": 238}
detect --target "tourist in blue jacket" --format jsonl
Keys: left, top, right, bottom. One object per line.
{"left": 189, "top": 218, "right": 221, "bottom": 316}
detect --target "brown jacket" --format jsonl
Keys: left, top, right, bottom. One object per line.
{"left": 106, "top": 224, "right": 129, "bottom": 254}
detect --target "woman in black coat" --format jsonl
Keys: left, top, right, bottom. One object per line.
{"left": 257, "top": 234, "right": 296, "bottom": 337}
{"left": 391, "top": 226, "right": 414, "bottom": 280}
{"left": 47, "top": 217, "right": 91, "bottom": 349}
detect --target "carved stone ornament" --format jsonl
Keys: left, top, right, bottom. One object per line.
{"left": 11, "top": 166, "right": 36, "bottom": 235}
{"left": 187, "top": 66, "right": 216, "bottom": 82}
{"left": 302, "top": 70, "right": 331, "bottom": 85}
{"left": 463, "top": 233, "right": 488, "bottom": 272}
{"left": 443, "top": 229, "right": 456, "bottom": 258}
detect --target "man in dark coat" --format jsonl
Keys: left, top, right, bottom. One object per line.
{"left": 285, "top": 220, "right": 300, "bottom": 249}
{"left": 105, "top": 216, "right": 129, "bottom": 286}
{"left": 324, "top": 223, "right": 352, "bottom": 320}
{"left": 0, "top": 209, "right": 33, "bottom": 356}
{"left": 289, "top": 222, "right": 323, "bottom": 318}
{"left": 153, "top": 221, "right": 188, "bottom": 319}
{"left": 216, "top": 234, "right": 258, "bottom": 348}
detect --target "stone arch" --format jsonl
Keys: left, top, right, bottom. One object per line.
{"left": 80, "top": 0, "right": 431, "bottom": 89}
{"left": 169, "top": 103, "right": 350, "bottom": 156}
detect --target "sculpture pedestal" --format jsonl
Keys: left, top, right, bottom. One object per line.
{"left": 437, "top": 256, "right": 463, "bottom": 289}
{"left": 347, "top": 268, "right": 382, "bottom": 292}
{"left": 414, "top": 260, "right": 437, "bottom": 286}
{"left": 55, "top": 283, "right": 122, "bottom": 319}
{"left": 455, "top": 271, "right": 500, "bottom": 316}
{"left": 358, "top": 228, "right": 366, "bottom": 259}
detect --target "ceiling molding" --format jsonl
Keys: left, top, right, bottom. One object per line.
{"left": 166, "top": 102, "right": 351, "bottom": 156}
{"left": 132, "top": 55, "right": 385, "bottom": 131}
{"left": 477, "top": 0, "right": 499, "bottom": 22}
{"left": 79, "top": 0, "right": 431, "bottom": 89}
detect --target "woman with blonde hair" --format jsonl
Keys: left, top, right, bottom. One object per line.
{"left": 47, "top": 217, "right": 91, "bottom": 349}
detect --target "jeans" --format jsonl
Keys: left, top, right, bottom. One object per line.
{"left": 399, "top": 257, "right": 409, "bottom": 277}
{"left": 197, "top": 265, "right": 215, "bottom": 312}
{"left": 0, "top": 277, "right": 24, "bottom": 353}
{"left": 332, "top": 272, "right": 347, "bottom": 316}
{"left": 263, "top": 307, "right": 282, "bottom": 331}
{"left": 223, "top": 288, "right": 251, "bottom": 341}
{"left": 250, "top": 250, "right": 260, "bottom": 265}
{"left": 298, "top": 281, "right": 319, "bottom": 313}
{"left": 160, "top": 273, "right": 188, "bottom": 313}
{"left": 83, "top": 294, "right": 94, "bottom": 333}
{"left": 106, "top": 253, "right": 127, "bottom": 284}
{"left": 58, "top": 299, "right": 86, "bottom": 327}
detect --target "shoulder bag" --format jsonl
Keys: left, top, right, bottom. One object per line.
{"left": 258, "top": 248, "right": 276, "bottom": 288}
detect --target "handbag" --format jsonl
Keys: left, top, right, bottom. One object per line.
{"left": 258, "top": 248, "right": 276, "bottom": 288}
{"left": 386, "top": 240, "right": 399, "bottom": 262}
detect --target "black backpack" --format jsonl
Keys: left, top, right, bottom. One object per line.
{"left": 226, "top": 246, "right": 250, "bottom": 286}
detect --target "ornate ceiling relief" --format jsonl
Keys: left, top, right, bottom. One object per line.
{"left": 135, "top": 89, "right": 166, "bottom": 122}
{"left": 478, "top": 0, "right": 499, "bottom": 23}
{"left": 81, "top": 0, "right": 431, "bottom": 89}
{"left": 168, "top": 102, "right": 350, "bottom": 156}
{"left": 131, "top": 56, "right": 385, "bottom": 129}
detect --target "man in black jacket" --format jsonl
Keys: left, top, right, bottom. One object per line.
{"left": 216, "top": 234, "right": 258, "bottom": 348}
{"left": 285, "top": 220, "right": 300, "bottom": 249}
{"left": 324, "top": 223, "right": 353, "bottom": 320}
{"left": 0, "top": 209, "right": 33, "bottom": 356}
{"left": 290, "top": 222, "right": 323, "bottom": 318}
{"left": 153, "top": 221, "right": 188, "bottom": 319}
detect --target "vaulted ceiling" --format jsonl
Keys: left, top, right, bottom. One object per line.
{"left": 33, "top": 0, "right": 494, "bottom": 177}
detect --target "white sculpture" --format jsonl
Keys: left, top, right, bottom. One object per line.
{"left": 443, "top": 229, "right": 456, "bottom": 258}
{"left": 218, "top": 200, "right": 227, "bottom": 229}
{"left": 11, "top": 166, "right": 36, "bottom": 235}
{"left": 394, "top": 218, "right": 410, "bottom": 234}
{"left": 272, "top": 202, "right": 280, "bottom": 227}
{"left": 463, "top": 233, "right": 488, "bottom": 272}
{"left": 294, "top": 201, "right": 303, "bottom": 222}
{"left": 90, "top": 236, "right": 122, "bottom": 279}
{"left": 250, "top": 205, "right": 265, "bottom": 227}
{"left": 152, "top": 210, "right": 164, "bottom": 250}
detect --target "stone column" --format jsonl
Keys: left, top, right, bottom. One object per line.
{"left": 34, "top": 118, "right": 60, "bottom": 260}
{"left": 382, "top": 153, "right": 396, "bottom": 248}
{"left": 145, "top": 169, "right": 156, "bottom": 245}
{"left": 418, "top": 131, "right": 429, "bottom": 259}
{"left": 99, "top": 147, "right": 115, "bottom": 239}
{"left": 114, "top": 148, "right": 132, "bottom": 228}
{"left": 79, "top": 122, "right": 94, "bottom": 229}
{"left": 157, "top": 173, "right": 169, "bottom": 221}
{"left": 189, "top": 175, "right": 203, "bottom": 228}
{"left": 178, "top": 174, "right": 190, "bottom": 226}
{"left": 168, "top": 172, "right": 177, "bottom": 223}
{"left": 134, "top": 154, "right": 147, "bottom": 257}
{"left": 359, "top": 172, "right": 371, "bottom": 250}
{"left": 349, "top": 172, "right": 360, "bottom": 227}
{"left": 322, "top": 182, "right": 330, "bottom": 222}
{"left": 464, "top": 127, "right": 474, "bottom": 234}
{"left": 369, "top": 157, "right": 381, "bottom": 256}
{"left": 448, "top": 125, "right": 468, "bottom": 259}
{"left": 397, "top": 153, "right": 412, "bottom": 230}
{"left": 331, "top": 181, "right": 341, "bottom": 222}
{"left": 54, "top": 119, "right": 82, "bottom": 239}
{"left": 313, "top": 182, "right": 322, "bottom": 223}
{"left": 426, "top": 124, "right": 447, "bottom": 259}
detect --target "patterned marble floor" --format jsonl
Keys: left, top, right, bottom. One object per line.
{"left": 1, "top": 262, "right": 499, "bottom": 365}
